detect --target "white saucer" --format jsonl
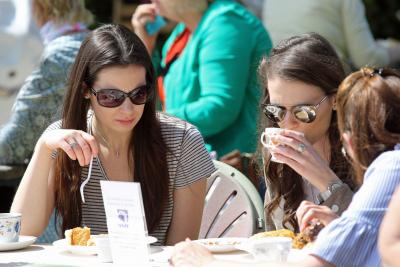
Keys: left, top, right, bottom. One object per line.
{"left": 0, "top": 236, "right": 37, "bottom": 251}
{"left": 53, "top": 235, "right": 158, "bottom": 255}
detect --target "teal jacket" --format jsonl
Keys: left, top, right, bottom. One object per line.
{"left": 162, "top": 0, "right": 272, "bottom": 157}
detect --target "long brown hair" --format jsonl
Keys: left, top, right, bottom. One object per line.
{"left": 258, "top": 33, "right": 355, "bottom": 230}
{"left": 337, "top": 67, "right": 400, "bottom": 185}
{"left": 54, "top": 24, "right": 169, "bottom": 234}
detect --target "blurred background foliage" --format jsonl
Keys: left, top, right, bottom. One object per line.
{"left": 84, "top": 0, "right": 113, "bottom": 27}
{"left": 364, "top": 0, "right": 400, "bottom": 39}
{"left": 84, "top": 0, "right": 400, "bottom": 39}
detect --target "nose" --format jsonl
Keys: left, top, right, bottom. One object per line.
{"left": 279, "top": 110, "right": 299, "bottom": 128}
{"left": 119, "top": 97, "right": 136, "bottom": 113}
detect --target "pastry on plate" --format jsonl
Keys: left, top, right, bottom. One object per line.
{"left": 293, "top": 219, "right": 324, "bottom": 249}
{"left": 65, "top": 226, "right": 94, "bottom": 246}
{"left": 251, "top": 229, "right": 296, "bottom": 240}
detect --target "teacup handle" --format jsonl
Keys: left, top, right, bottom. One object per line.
{"left": 260, "top": 132, "right": 269, "bottom": 147}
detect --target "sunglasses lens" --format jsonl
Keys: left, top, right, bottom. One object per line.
{"left": 97, "top": 89, "right": 125, "bottom": 107}
{"left": 293, "top": 106, "right": 316, "bottom": 123}
{"left": 129, "top": 85, "right": 149, "bottom": 105}
{"left": 264, "top": 105, "right": 286, "bottom": 122}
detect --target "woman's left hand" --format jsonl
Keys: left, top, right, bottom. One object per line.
{"left": 269, "top": 129, "right": 339, "bottom": 191}
{"left": 169, "top": 239, "right": 214, "bottom": 267}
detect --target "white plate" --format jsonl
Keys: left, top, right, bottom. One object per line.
{"left": 235, "top": 241, "right": 251, "bottom": 253}
{"left": 53, "top": 235, "right": 158, "bottom": 255}
{"left": 0, "top": 235, "right": 37, "bottom": 251}
{"left": 194, "top": 238, "right": 248, "bottom": 253}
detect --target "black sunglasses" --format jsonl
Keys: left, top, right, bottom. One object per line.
{"left": 262, "top": 95, "right": 329, "bottom": 123}
{"left": 89, "top": 85, "right": 152, "bottom": 108}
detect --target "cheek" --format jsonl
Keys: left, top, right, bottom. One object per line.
{"left": 305, "top": 113, "right": 333, "bottom": 144}
{"left": 91, "top": 101, "right": 115, "bottom": 122}
{"left": 136, "top": 105, "right": 145, "bottom": 120}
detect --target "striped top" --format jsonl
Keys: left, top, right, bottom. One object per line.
{"left": 46, "top": 113, "right": 216, "bottom": 245}
{"left": 310, "top": 144, "right": 400, "bottom": 267}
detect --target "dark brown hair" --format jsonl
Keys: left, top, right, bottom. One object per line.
{"left": 258, "top": 33, "right": 354, "bottom": 230}
{"left": 54, "top": 24, "right": 169, "bottom": 234}
{"left": 337, "top": 67, "right": 400, "bottom": 184}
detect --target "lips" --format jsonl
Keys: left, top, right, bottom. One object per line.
{"left": 116, "top": 118, "right": 135, "bottom": 125}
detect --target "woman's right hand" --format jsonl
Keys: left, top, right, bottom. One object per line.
{"left": 39, "top": 129, "right": 99, "bottom": 166}
{"left": 170, "top": 239, "right": 215, "bottom": 267}
{"left": 131, "top": 4, "right": 158, "bottom": 54}
{"left": 296, "top": 200, "right": 338, "bottom": 232}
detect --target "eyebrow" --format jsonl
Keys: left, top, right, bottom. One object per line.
{"left": 267, "top": 101, "right": 314, "bottom": 107}
{"left": 94, "top": 84, "right": 147, "bottom": 91}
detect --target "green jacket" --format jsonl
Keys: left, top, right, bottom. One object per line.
{"left": 162, "top": 0, "right": 272, "bottom": 157}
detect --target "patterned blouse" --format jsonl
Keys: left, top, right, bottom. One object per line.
{"left": 0, "top": 32, "right": 87, "bottom": 165}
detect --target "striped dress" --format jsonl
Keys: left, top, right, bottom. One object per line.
{"left": 310, "top": 144, "right": 400, "bottom": 267}
{"left": 47, "top": 113, "right": 216, "bottom": 245}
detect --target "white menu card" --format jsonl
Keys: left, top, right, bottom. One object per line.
{"left": 100, "top": 181, "right": 150, "bottom": 266}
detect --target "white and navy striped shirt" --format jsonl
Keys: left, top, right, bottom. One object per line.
{"left": 47, "top": 113, "right": 216, "bottom": 245}
{"left": 310, "top": 144, "right": 400, "bottom": 267}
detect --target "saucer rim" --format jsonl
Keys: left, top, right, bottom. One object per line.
{"left": 0, "top": 235, "right": 37, "bottom": 251}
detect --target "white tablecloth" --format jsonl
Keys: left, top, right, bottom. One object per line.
{"left": 0, "top": 244, "right": 306, "bottom": 266}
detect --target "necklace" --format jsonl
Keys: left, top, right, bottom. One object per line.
{"left": 92, "top": 121, "right": 121, "bottom": 158}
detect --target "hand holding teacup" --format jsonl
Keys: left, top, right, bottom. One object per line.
{"left": 261, "top": 129, "right": 340, "bottom": 192}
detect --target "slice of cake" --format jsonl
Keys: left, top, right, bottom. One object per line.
{"left": 65, "top": 226, "right": 92, "bottom": 246}
{"left": 250, "top": 229, "right": 296, "bottom": 239}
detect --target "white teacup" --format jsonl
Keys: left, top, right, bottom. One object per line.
{"left": 0, "top": 213, "right": 21, "bottom": 243}
{"left": 260, "top": 127, "right": 283, "bottom": 163}
{"left": 248, "top": 237, "right": 292, "bottom": 262}
{"left": 94, "top": 235, "right": 113, "bottom": 262}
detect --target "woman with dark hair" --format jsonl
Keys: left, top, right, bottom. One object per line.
{"left": 169, "top": 67, "right": 400, "bottom": 267}
{"left": 258, "top": 33, "right": 355, "bottom": 231}
{"left": 10, "top": 24, "right": 215, "bottom": 246}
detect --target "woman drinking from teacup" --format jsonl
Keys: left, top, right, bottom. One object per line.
{"left": 10, "top": 24, "right": 216, "bottom": 246}
{"left": 259, "top": 33, "right": 355, "bottom": 232}
{"left": 169, "top": 66, "right": 400, "bottom": 267}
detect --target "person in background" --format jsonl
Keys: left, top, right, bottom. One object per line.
{"left": 132, "top": 0, "right": 272, "bottom": 159}
{"left": 11, "top": 24, "right": 215, "bottom": 246}
{"left": 169, "top": 66, "right": 400, "bottom": 267}
{"left": 0, "top": 0, "right": 92, "bottom": 166}
{"left": 237, "top": 0, "right": 264, "bottom": 18}
{"left": 0, "top": 0, "right": 43, "bottom": 101}
{"left": 262, "top": 0, "right": 400, "bottom": 70}
{"left": 379, "top": 186, "right": 400, "bottom": 267}
{"left": 259, "top": 33, "right": 355, "bottom": 232}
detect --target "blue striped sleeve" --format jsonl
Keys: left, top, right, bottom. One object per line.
{"left": 310, "top": 149, "right": 400, "bottom": 267}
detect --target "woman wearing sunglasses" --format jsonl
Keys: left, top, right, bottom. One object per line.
{"left": 170, "top": 67, "right": 400, "bottom": 267}
{"left": 258, "top": 33, "right": 356, "bottom": 232}
{"left": 10, "top": 24, "right": 216, "bottom": 246}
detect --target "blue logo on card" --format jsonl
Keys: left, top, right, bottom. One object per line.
{"left": 117, "top": 209, "right": 129, "bottom": 228}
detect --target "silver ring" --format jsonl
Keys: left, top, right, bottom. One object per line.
{"left": 69, "top": 142, "right": 78, "bottom": 149}
{"left": 297, "top": 143, "right": 306, "bottom": 153}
